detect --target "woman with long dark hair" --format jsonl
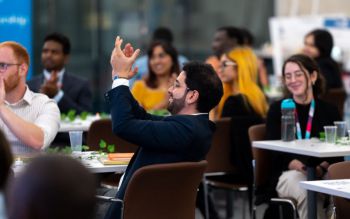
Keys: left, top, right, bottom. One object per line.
{"left": 131, "top": 41, "right": 180, "bottom": 111}
{"left": 303, "top": 29, "right": 343, "bottom": 89}
{"left": 266, "top": 54, "right": 342, "bottom": 219}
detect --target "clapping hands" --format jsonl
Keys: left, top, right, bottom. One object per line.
{"left": 110, "top": 36, "right": 140, "bottom": 80}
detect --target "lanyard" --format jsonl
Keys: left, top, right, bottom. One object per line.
{"left": 295, "top": 99, "right": 315, "bottom": 140}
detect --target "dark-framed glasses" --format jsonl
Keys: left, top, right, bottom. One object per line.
{"left": 0, "top": 63, "right": 21, "bottom": 72}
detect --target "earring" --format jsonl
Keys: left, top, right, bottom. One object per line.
{"left": 312, "top": 80, "right": 315, "bottom": 85}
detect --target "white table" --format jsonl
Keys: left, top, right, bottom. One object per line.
{"left": 252, "top": 139, "right": 350, "bottom": 219}
{"left": 13, "top": 152, "right": 127, "bottom": 175}
{"left": 59, "top": 115, "right": 102, "bottom": 132}
{"left": 300, "top": 179, "right": 350, "bottom": 199}
{"left": 253, "top": 139, "right": 350, "bottom": 157}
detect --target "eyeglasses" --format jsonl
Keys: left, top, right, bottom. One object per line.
{"left": 220, "top": 61, "right": 236, "bottom": 69}
{"left": 284, "top": 70, "right": 305, "bottom": 81}
{"left": 0, "top": 63, "right": 21, "bottom": 73}
{"left": 171, "top": 81, "right": 191, "bottom": 92}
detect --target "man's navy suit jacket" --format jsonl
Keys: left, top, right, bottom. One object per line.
{"left": 27, "top": 72, "right": 92, "bottom": 114}
{"left": 104, "top": 85, "right": 215, "bottom": 219}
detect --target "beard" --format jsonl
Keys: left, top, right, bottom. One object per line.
{"left": 167, "top": 93, "right": 186, "bottom": 115}
{"left": 4, "top": 73, "right": 20, "bottom": 92}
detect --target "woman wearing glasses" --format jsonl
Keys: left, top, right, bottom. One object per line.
{"left": 215, "top": 47, "right": 268, "bottom": 119}
{"left": 265, "top": 54, "right": 342, "bottom": 219}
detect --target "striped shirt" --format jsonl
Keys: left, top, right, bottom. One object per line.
{"left": 0, "top": 87, "right": 60, "bottom": 155}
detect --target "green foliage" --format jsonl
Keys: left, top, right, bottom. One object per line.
{"left": 99, "top": 139, "right": 107, "bottom": 149}
{"left": 99, "top": 139, "right": 115, "bottom": 153}
{"left": 61, "top": 110, "right": 94, "bottom": 122}
{"left": 46, "top": 146, "right": 73, "bottom": 155}
{"left": 100, "top": 112, "right": 109, "bottom": 119}
{"left": 319, "top": 132, "right": 325, "bottom": 141}
{"left": 67, "top": 109, "right": 77, "bottom": 121}
{"left": 107, "top": 145, "right": 115, "bottom": 153}
{"left": 148, "top": 109, "right": 170, "bottom": 116}
{"left": 80, "top": 111, "right": 91, "bottom": 120}
{"left": 82, "top": 145, "right": 90, "bottom": 151}
{"left": 61, "top": 113, "right": 67, "bottom": 120}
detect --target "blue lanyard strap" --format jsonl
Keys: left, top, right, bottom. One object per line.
{"left": 295, "top": 99, "right": 315, "bottom": 140}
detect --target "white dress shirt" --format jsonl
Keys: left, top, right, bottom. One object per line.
{"left": 1, "top": 87, "right": 60, "bottom": 155}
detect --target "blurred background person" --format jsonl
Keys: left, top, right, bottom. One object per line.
{"left": 131, "top": 41, "right": 180, "bottom": 111}
{"left": 7, "top": 155, "right": 97, "bottom": 219}
{"left": 131, "top": 27, "right": 188, "bottom": 87}
{"left": 206, "top": 26, "right": 244, "bottom": 74}
{"left": 28, "top": 32, "right": 92, "bottom": 114}
{"left": 240, "top": 28, "right": 270, "bottom": 91}
{"left": 302, "top": 29, "right": 343, "bottom": 90}
{"left": 212, "top": 46, "right": 268, "bottom": 120}
{"left": 0, "top": 129, "right": 13, "bottom": 219}
{"left": 219, "top": 47, "right": 268, "bottom": 119}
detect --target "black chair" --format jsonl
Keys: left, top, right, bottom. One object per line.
{"left": 248, "top": 124, "right": 297, "bottom": 219}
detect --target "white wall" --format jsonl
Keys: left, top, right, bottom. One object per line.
{"left": 275, "top": 0, "right": 350, "bottom": 16}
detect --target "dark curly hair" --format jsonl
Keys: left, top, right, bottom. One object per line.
{"left": 183, "top": 61, "right": 223, "bottom": 113}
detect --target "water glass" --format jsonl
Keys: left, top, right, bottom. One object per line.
{"left": 69, "top": 131, "right": 83, "bottom": 152}
{"left": 324, "top": 126, "right": 337, "bottom": 144}
{"left": 334, "top": 121, "right": 347, "bottom": 138}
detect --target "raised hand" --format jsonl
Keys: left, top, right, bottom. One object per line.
{"left": 40, "top": 71, "right": 60, "bottom": 98}
{"left": 110, "top": 36, "right": 140, "bottom": 80}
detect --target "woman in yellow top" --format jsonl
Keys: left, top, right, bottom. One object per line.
{"left": 132, "top": 41, "right": 180, "bottom": 111}
{"left": 215, "top": 47, "right": 268, "bottom": 119}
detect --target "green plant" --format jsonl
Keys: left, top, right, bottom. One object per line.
{"left": 319, "top": 132, "right": 325, "bottom": 141}
{"left": 46, "top": 146, "right": 73, "bottom": 154}
{"left": 82, "top": 145, "right": 90, "bottom": 151}
{"left": 99, "top": 112, "right": 109, "bottom": 119}
{"left": 67, "top": 109, "right": 77, "bottom": 121}
{"left": 99, "top": 139, "right": 115, "bottom": 153}
{"left": 61, "top": 113, "right": 67, "bottom": 120}
{"left": 80, "top": 111, "right": 90, "bottom": 120}
{"left": 148, "top": 109, "right": 170, "bottom": 116}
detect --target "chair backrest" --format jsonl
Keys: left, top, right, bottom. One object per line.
{"left": 248, "top": 124, "right": 271, "bottom": 188}
{"left": 328, "top": 161, "right": 350, "bottom": 219}
{"left": 320, "top": 88, "right": 346, "bottom": 118}
{"left": 87, "top": 119, "right": 138, "bottom": 152}
{"left": 122, "top": 160, "right": 208, "bottom": 219}
{"left": 205, "top": 118, "right": 236, "bottom": 173}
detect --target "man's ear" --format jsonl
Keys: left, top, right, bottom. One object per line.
{"left": 18, "top": 64, "right": 28, "bottom": 77}
{"left": 187, "top": 90, "right": 199, "bottom": 105}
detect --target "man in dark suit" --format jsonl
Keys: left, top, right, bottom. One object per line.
{"left": 104, "top": 36, "right": 223, "bottom": 219}
{"left": 27, "top": 32, "right": 92, "bottom": 114}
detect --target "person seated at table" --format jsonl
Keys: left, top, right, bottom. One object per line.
{"left": 302, "top": 29, "right": 343, "bottom": 90}
{"left": 131, "top": 41, "right": 180, "bottom": 111}
{"left": 0, "top": 41, "right": 60, "bottom": 155}
{"left": 0, "top": 129, "right": 13, "bottom": 218}
{"left": 218, "top": 47, "right": 268, "bottom": 119}
{"left": 266, "top": 54, "right": 342, "bottom": 219}
{"left": 104, "top": 36, "right": 223, "bottom": 219}
{"left": 7, "top": 155, "right": 97, "bottom": 219}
